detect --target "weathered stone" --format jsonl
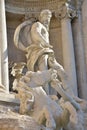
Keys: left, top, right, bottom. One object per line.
{"left": 0, "top": 0, "right": 87, "bottom": 129}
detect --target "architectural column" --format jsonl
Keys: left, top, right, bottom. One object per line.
{"left": 72, "top": 0, "right": 87, "bottom": 99}
{"left": 0, "top": 0, "right": 9, "bottom": 92}
{"left": 55, "top": 3, "right": 78, "bottom": 96}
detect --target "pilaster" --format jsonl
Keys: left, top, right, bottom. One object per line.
{"left": 0, "top": 0, "right": 9, "bottom": 92}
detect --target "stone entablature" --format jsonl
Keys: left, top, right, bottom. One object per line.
{"left": 5, "top": 0, "right": 83, "bottom": 23}
{"left": 5, "top": 0, "right": 77, "bottom": 15}
{"left": 5, "top": 0, "right": 83, "bottom": 13}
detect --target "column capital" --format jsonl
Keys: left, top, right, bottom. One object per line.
{"left": 55, "top": 3, "right": 77, "bottom": 20}
{"left": 75, "top": 0, "right": 84, "bottom": 16}
{"left": 76, "top": 0, "right": 84, "bottom": 10}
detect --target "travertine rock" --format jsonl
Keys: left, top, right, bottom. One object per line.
{"left": 13, "top": 69, "right": 84, "bottom": 130}
{"left": 0, "top": 108, "right": 42, "bottom": 130}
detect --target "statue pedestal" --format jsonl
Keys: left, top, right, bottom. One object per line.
{"left": 0, "top": 92, "right": 19, "bottom": 105}
{"left": 0, "top": 93, "right": 43, "bottom": 130}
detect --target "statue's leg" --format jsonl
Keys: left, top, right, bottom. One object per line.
{"left": 19, "top": 89, "right": 33, "bottom": 114}
{"left": 38, "top": 55, "right": 50, "bottom": 94}
{"left": 65, "top": 109, "right": 84, "bottom": 130}
{"left": 48, "top": 56, "right": 74, "bottom": 96}
{"left": 37, "top": 106, "right": 56, "bottom": 130}
{"left": 20, "top": 99, "right": 27, "bottom": 114}
{"left": 51, "top": 79, "right": 80, "bottom": 110}
{"left": 61, "top": 101, "right": 78, "bottom": 124}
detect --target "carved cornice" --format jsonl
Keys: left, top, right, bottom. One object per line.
{"left": 6, "top": 0, "right": 83, "bottom": 17}
{"left": 5, "top": 0, "right": 66, "bottom": 15}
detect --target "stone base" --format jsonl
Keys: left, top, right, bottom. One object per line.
{"left": 0, "top": 92, "right": 19, "bottom": 105}
{"left": 0, "top": 110, "right": 42, "bottom": 130}
{"left": 0, "top": 93, "right": 43, "bottom": 130}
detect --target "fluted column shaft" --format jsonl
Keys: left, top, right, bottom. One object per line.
{"left": 0, "top": 0, "right": 9, "bottom": 92}
{"left": 55, "top": 3, "right": 78, "bottom": 96}
{"left": 72, "top": 1, "right": 87, "bottom": 99}
{"left": 61, "top": 19, "right": 77, "bottom": 96}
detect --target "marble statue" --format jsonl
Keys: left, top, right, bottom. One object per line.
{"left": 11, "top": 62, "right": 26, "bottom": 79}
{"left": 14, "top": 9, "right": 74, "bottom": 95}
{"left": 12, "top": 68, "right": 84, "bottom": 130}
{"left": 13, "top": 9, "right": 87, "bottom": 130}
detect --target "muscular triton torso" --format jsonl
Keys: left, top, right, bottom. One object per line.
{"left": 30, "top": 22, "right": 49, "bottom": 46}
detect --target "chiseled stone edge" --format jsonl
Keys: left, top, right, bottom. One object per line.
{"left": 0, "top": 93, "right": 20, "bottom": 105}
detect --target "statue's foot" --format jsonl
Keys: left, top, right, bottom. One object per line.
{"left": 74, "top": 96, "right": 87, "bottom": 112}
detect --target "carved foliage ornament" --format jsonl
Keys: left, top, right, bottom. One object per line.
{"left": 76, "top": 0, "right": 84, "bottom": 10}
{"left": 55, "top": 3, "right": 77, "bottom": 20}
